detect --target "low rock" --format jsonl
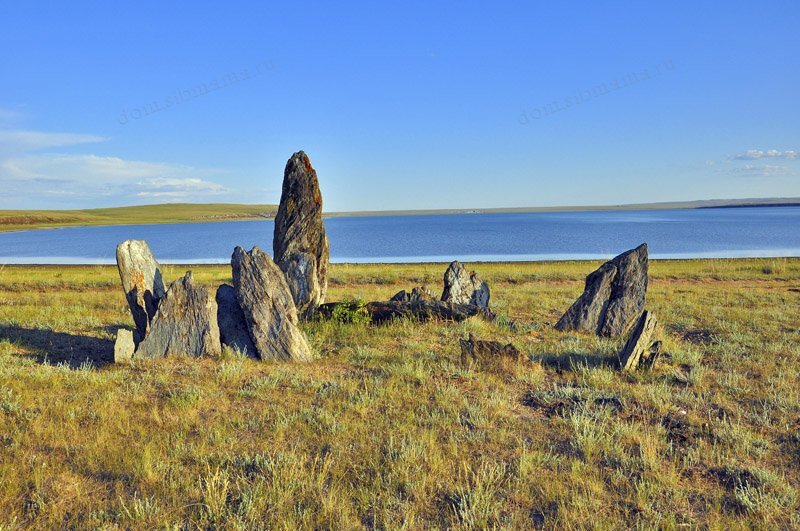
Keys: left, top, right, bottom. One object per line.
{"left": 619, "top": 310, "right": 661, "bottom": 372}
{"left": 231, "top": 246, "right": 313, "bottom": 362}
{"left": 441, "top": 261, "right": 491, "bottom": 310}
{"left": 555, "top": 243, "right": 648, "bottom": 337}
{"left": 113, "top": 329, "right": 135, "bottom": 363}
{"left": 390, "top": 286, "right": 437, "bottom": 302}
{"left": 459, "top": 333, "right": 521, "bottom": 368}
{"left": 316, "top": 300, "right": 483, "bottom": 324}
{"left": 215, "top": 284, "right": 257, "bottom": 357}
{"left": 115, "top": 239, "right": 166, "bottom": 342}
{"left": 135, "top": 272, "right": 221, "bottom": 359}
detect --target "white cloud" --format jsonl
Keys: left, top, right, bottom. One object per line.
{"left": 0, "top": 151, "right": 232, "bottom": 206}
{"left": 729, "top": 163, "right": 790, "bottom": 177}
{"left": 0, "top": 130, "right": 107, "bottom": 155}
{"left": 135, "top": 177, "right": 228, "bottom": 197}
{"left": 732, "top": 149, "right": 797, "bottom": 161}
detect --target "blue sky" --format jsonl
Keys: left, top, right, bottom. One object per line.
{"left": 0, "top": 1, "right": 797, "bottom": 211}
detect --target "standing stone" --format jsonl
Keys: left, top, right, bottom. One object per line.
{"left": 273, "top": 151, "right": 330, "bottom": 316}
{"left": 135, "top": 272, "right": 221, "bottom": 359}
{"left": 619, "top": 310, "right": 661, "bottom": 372}
{"left": 555, "top": 243, "right": 648, "bottom": 337}
{"left": 441, "top": 261, "right": 491, "bottom": 310}
{"left": 115, "top": 240, "right": 166, "bottom": 343}
{"left": 113, "top": 329, "right": 135, "bottom": 363}
{"left": 231, "top": 246, "right": 313, "bottom": 362}
{"left": 215, "top": 284, "right": 257, "bottom": 358}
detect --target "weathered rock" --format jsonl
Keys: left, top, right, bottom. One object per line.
{"left": 113, "top": 329, "right": 135, "bottom": 363}
{"left": 619, "top": 310, "right": 661, "bottom": 372}
{"left": 273, "top": 151, "right": 330, "bottom": 316}
{"left": 135, "top": 272, "right": 221, "bottom": 359}
{"left": 316, "top": 300, "right": 483, "bottom": 324}
{"left": 231, "top": 246, "right": 313, "bottom": 362}
{"left": 390, "top": 286, "right": 437, "bottom": 303}
{"left": 459, "top": 333, "right": 521, "bottom": 368}
{"left": 215, "top": 284, "right": 257, "bottom": 357}
{"left": 555, "top": 243, "right": 648, "bottom": 336}
{"left": 441, "top": 261, "right": 490, "bottom": 310}
{"left": 115, "top": 240, "right": 166, "bottom": 343}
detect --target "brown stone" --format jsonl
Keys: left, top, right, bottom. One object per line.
{"left": 459, "top": 333, "right": 521, "bottom": 368}
{"left": 273, "top": 151, "right": 330, "bottom": 316}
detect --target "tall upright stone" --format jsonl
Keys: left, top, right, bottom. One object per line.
{"left": 555, "top": 243, "right": 649, "bottom": 337}
{"left": 273, "top": 151, "right": 330, "bottom": 316}
{"left": 231, "top": 246, "right": 313, "bottom": 362}
{"left": 441, "top": 261, "right": 491, "bottom": 310}
{"left": 135, "top": 272, "right": 221, "bottom": 359}
{"left": 115, "top": 240, "right": 166, "bottom": 342}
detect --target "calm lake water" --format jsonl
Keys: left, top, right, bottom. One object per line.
{"left": 1, "top": 206, "right": 798, "bottom": 264}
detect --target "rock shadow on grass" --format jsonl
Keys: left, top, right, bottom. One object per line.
{"left": 0, "top": 324, "right": 114, "bottom": 368}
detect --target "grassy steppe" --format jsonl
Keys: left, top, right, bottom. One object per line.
{"left": 0, "top": 204, "right": 277, "bottom": 233}
{"left": 0, "top": 259, "right": 799, "bottom": 528}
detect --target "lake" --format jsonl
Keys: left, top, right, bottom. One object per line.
{"left": 0, "top": 206, "right": 798, "bottom": 264}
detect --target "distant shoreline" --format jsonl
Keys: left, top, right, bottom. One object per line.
{"left": 0, "top": 197, "right": 797, "bottom": 232}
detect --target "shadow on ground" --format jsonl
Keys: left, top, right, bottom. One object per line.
{"left": 536, "top": 350, "right": 617, "bottom": 371}
{"left": 0, "top": 325, "right": 114, "bottom": 368}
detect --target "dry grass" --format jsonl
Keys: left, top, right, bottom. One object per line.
{"left": 0, "top": 258, "right": 799, "bottom": 528}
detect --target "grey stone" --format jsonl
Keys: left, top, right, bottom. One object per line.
{"left": 619, "top": 310, "right": 660, "bottom": 372}
{"left": 115, "top": 240, "right": 166, "bottom": 343}
{"left": 555, "top": 243, "right": 648, "bottom": 337}
{"left": 135, "top": 272, "right": 221, "bottom": 359}
{"left": 441, "top": 261, "right": 491, "bottom": 310}
{"left": 113, "top": 329, "right": 135, "bottom": 363}
{"left": 390, "top": 286, "right": 437, "bottom": 303}
{"left": 231, "top": 246, "right": 313, "bottom": 362}
{"left": 215, "top": 284, "right": 257, "bottom": 358}
{"left": 273, "top": 151, "right": 330, "bottom": 316}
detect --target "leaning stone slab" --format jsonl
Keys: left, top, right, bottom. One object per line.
{"left": 619, "top": 310, "right": 660, "bottom": 372}
{"left": 115, "top": 239, "right": 166, "bottom": 343}
{"left": 135, "top": 272, "right": 221, "bottom": 359}
{"left": 555, "top": 243, "right": 648, "bottom": 337}
{"left": 441, "top": 261, "right": 491, "bottom": 310}
{"left": 459, "top": 333, "right": 522, "bottom": 368}
{"left": 231, "top": 246, "right": 313, "bottom": 362}
{"left": 215, "top": 284, "right": 257, "bottom": 358}
{"left": 273, "top": 151, "right": 330, "bottom": 316}
{"left": 113, "top": 329, "right": 135, "bottom": 363}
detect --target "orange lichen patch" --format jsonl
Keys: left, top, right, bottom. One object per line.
{"left": 314, "top": 189, "right": 322, "bottom": 207}
{"left": 131, "top": 270, "right": 145, "bottom": 292}
{"left": 303, "top": 153, "right": 314, "bottom": 172}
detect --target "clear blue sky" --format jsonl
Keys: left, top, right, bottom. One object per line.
{"left": 0, "top": 1, "right": 797, "bottom": 211}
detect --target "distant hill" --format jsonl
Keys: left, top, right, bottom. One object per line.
{"left": 0, "top": 203, "right": 278, "bottom": 232}
{"left": 1, "top": 197, "right": 797, "bottom": 232}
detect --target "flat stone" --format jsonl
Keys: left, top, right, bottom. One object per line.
{"left": 215, "top": 284, "right": 257, "bottom": 358}
{"left": 115, "top": 240, "right": 166, "bottom": 343}
{"left": 113, "top": 329, "right": 135, "bottom": 363}
{"left": 135, "top": 272, "right": 221, "bottom": 359}
{"left": 555, "top": 243, "right": 649, "bottom": 337}
{"left": 459, "top": 333, "right": 521, "bottom": 368}
{"left": 273, "top": 151, "right": 330, "bottom": 316}
{"left": 231, "top": 246, "right": 313, "bottom": 362}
